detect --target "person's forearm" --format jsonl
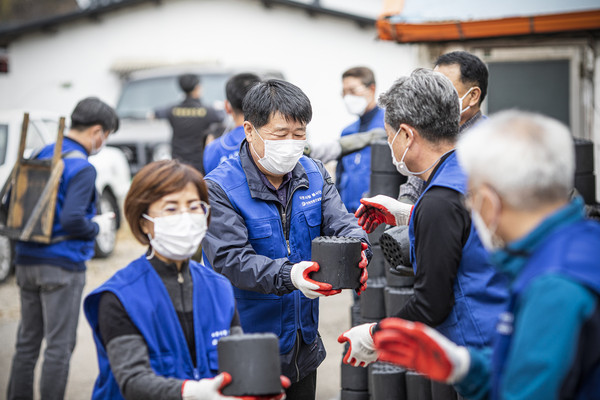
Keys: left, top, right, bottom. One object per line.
{"left": 60, "top": 167, "right": 98, "bottom": 239}
{"left": 106, "top": 335, "right": 183, "bottom": 400}
{"left": 339, "top": 128, "right": 386, "bottom": 157}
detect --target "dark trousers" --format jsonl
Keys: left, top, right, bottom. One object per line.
{"left": 7, "top": 264, "right": 85, "bottom": 400}
{"left": 285, "top": 370, "right": 317, "bottom": 400}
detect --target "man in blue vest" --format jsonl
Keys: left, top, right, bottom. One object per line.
{"left": 203, "top": 72, "right": 261, "bottom": 174}
{"left": 373, "top": 110, "right": 600, "bottom": 399}
{"left": 340, "top": 69, "right": 507, "bottom": 371}
{"left": 202, "top": 79, "right": 372, "bottom": 400}
{"left": 336, "top": 66, "right": 385, "bottom": 213}
{"left": 7, "top": 97, "right": 119, "bottom": 400}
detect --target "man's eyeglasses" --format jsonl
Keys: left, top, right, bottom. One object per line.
{"left": 342, "top": 85, "right": 368, "bottom": 97}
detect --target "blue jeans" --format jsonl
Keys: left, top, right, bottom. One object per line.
{"left": 7, "top": 264, "right": 85, "bottom": 400}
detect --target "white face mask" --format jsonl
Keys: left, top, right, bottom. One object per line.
{"left": 344, "top": 94, "right": 368, "bottom": 116}
{"left": 143, "top": 213, "right": 207, "bottom": 261}
{"left": 471, "top": 210, "right": 497, "bottom": 252}
{"left": 469, "top": 191, "right": 504, "bottom": 252}
{"left": 388, "top": 126, "right": 447, "bottom": 177}
{"left": 250, "top": 126, "right": 305, "bottom": 175}
{"left": 91, "top": 131, "right": 107, "bottom": 155}
{"left": 459, "top": 87, "right": 474, "bottom": 115}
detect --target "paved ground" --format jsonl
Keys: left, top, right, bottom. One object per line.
{"left": 0, "top": 227, "right": 351, "bottom": 399}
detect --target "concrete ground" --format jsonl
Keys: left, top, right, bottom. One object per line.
{"left": 0, "top": 227, "right": 352, "bottom": 399}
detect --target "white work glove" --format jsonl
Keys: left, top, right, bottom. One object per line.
{"left": 182, "top": 372, "right": 290, "bottom": 400}
{"left": 373, "top": 318, "right": 470, "bottom": 383}
{"left": 337, "top": 323, "right": 377, "bottom": 367}
{"left": 290, "top": 261, "right": 341, "bottom": 299}
{"left": 182, "top": 373, "right": 238, "bottom": 400}
{"left": 354, "top": 195, "right": 414, "bottom": 233}
{"left": 92, "top": 212, "right": 116, "bottom": 234}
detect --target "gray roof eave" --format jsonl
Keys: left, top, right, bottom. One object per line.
{"left": 0, "top": 0, "right": 375, "bottom": 47}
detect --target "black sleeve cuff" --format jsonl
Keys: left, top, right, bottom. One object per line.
{"left": 281, "top": 262, "right": 296, "bottom": 292}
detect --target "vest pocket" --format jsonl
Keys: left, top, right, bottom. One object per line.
{"left": 246, "top": 219, "right": 277, "bottom": 257}
{"left": 304, "top": 206, "right": 322, "bottom": 239}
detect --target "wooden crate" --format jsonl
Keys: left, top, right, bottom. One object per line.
{"left": 0, "top": 113, "right": 66, "bottom": 243}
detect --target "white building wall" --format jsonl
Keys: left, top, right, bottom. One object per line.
{"left": 0, "top": 0, "right": 419, "bottom": 144}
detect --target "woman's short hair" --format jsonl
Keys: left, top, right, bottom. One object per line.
{"left": 124, "top": 160, "right": 209, "bottom": 244}
{"left": 457, "top": 110, "right": 574, "bottom": 210}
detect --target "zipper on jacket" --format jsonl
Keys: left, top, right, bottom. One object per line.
{"left": 281, "top": 183, "right": 308, "bottom": 256}
{"left": 178, "top": 270, "right": 194, "bottom": 369}
{"left": 280, "top": 206, "right": 291, "bottom": 256}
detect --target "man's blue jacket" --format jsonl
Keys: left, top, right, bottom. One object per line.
{"left": 15, "top": 138, "right": 98, "bottom": 270}
{"left": 202, "top": 141, "right": 370, "bottom": 381}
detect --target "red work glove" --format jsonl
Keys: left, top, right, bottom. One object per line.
{"left": 355, "top": 242, "right": 369, "bottom": 296}
{"left": 290, "top": 261, "right": 342, "bottom": 299}
{"left": 337, "top": 323, "right": 377, "bottom": 367}
{"left": 238, "top": 376, "right": 291, "bottom": 400}
{"left": 354, "top": 195, "right": 414, "bottom": 233}
{"left": 373, "top": 318, "right": 470, "bottom": 383}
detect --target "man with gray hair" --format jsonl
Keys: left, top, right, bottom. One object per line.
{"left": 398, "top": 50, "right": 490, "bottom": 206}
{"left": 373, "top": 110, "right": 600, "bottom": 399}
{"left": 339, "top": 69, "right": 507, "bottom": 370}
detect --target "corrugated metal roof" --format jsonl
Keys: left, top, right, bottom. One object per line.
{"left": 377, "top": 0, "right": 600, "bottom": 43}
{"left": 389, "top": 0, "right": 600, "bottom": 23}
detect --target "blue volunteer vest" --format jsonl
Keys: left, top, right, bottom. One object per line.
{"left": 15, "top": 139, "right": 97, "bottom": 263}
{"left": 338, "top": 107, "right": 385, "bottom": 212}
{"left": 84, "top": 256, "right": 235, "bottom": 399}
{"left": 205, "top": 156, "right": 324, "bottom": 354}
{"left": 203, "top": 125, "right": 246, "bottom": 174}
{"left": 491, "top": 220, "right": 600, "bottom": 400}
{"left": 408, "top": 152, "right": 508, "bottom": 347}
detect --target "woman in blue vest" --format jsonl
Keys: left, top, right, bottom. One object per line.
{"left": 84, "top": 160, "right": 288, "bottom": 400}
{"left": 373, "top": 111, "right": 600, "bottom": 399}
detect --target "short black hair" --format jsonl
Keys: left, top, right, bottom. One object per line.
{"left": 342, "top": 66, "right": 376, "bottom": 87}
{"left": 178, "top": 73, "right": 200, "bottom": 94}
{"left": 435, "top": 51, "right": 488, "bottom": 104}
{"left": 71, "top": 97, "right": 119, "bottom": 133}
{"left": 226, "top": 73, "right": 261, "bottom": 114}
{"left": 242, "top": 79, "right": 312, "bottom": 128}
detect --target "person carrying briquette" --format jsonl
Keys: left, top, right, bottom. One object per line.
{"left": 202, "top": 79, "right": 372, "bottom": 400}
{"left": 84, "top": 159, "right": 288, "bottom": 400}
{"left": 373, "top": 110, "right": 600, "bottom": 400}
